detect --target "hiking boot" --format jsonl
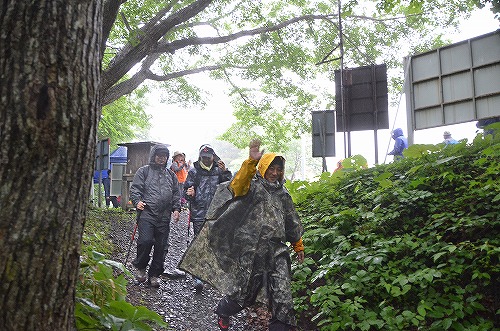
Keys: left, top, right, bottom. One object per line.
{"left": 149, "top": 276, "right": 161, "bottom": 288}
{"left": 194, "top": 278, "right": 204, "bottom": 293}
{"left": 136, "top": 269, "right": 147, "bottom": 283}
{"left": 163, "top": 268, "right": 186, "bottom": 279}
{"left": 217, "top": 315, "right": 230, "bottom": 330}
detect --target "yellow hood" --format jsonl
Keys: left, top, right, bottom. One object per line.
{"left": 257, "top": 153, "right": 285, "bottom": 181}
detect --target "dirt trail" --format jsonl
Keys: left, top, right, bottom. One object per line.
{"left": 111, "top": 209, "right": 267, "bottom": 331}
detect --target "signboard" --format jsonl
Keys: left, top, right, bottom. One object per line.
{"left": 312, "top": 110, "right": 336, "bottom": 157}
{"left": 335, "top": 64, "right": 389, "bottom": 132}
{"left": 95, "top": 138, "right": 110, "bottom": 171}
{"left": 405, "top": 30, "right": 500, "bottom": 131}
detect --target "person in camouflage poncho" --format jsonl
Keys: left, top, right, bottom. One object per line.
{"left": 180, "top": 140, "right": 305, "bottom": 331}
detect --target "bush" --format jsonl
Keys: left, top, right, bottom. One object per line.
{"left": 76, "top": 208, "right": 168, "bottom": 330}
{"left": 288, "top": 130, "right": 500, "bottom": 330}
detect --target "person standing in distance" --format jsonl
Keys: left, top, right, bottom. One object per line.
{"left": 130, "top": 144, "right": 181, "bottom": 288}
{"left": 388, "top": 128, "right": 408, "bottom": 160}
{"left": 442, "top": 131, "right": 458, "bottom": 145}
{"left": 184, "top": 144, "right": 232, "bottom": 292}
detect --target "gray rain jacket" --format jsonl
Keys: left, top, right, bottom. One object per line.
{"left": 130, "top": 144, "right": 181, "bottom": 221}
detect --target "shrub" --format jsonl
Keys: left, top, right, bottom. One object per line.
{"left": 289, "top": 130, "right": 499, "bottom": 330}
{"left": 76, "top": 208, "right": 168, "bottom": 330}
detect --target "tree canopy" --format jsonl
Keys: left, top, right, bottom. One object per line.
{"left": 102, "top": 0, "right": 496, "bottom": 151}
{"left": 98, "top": 87, "right": 151, "bottom": 150}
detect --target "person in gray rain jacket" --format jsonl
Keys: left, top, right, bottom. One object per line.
{"left": 181, "top": 140, "right": 305, "bottom": 331}
{"left": 130, "top": 144, "right": 181, "bottom": 287}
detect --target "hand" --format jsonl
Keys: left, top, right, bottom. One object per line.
{"left": 136, "top": 201, "right": 146, "bottom": 210}
{"left": 172, "top": 210, "right": 180, "bottom": 222}
{"left": 217, "top": 160, "right": 226, "bottom": 171}
{"left": 296, "top": 250, "right": 305, "bottom": 264}
{"left": 186, "top": 186, "right": 195, "bottom": 197}
{"left": 249, "top": 139, "right": 264, "bottom": 161}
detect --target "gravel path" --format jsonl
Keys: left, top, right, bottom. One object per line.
{"left": 110, "top": 209, "right": 269, "bottom": 331}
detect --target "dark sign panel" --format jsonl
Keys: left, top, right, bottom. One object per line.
{"left": 335, "top": 64, "right": 389, "bottom": 132}
{"left": 95, "top": 138, "right": 110, "bottom": 171}
{"left": 312, "top": 110, "right": 336, "bottom": 157}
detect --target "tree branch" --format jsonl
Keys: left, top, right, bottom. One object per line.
{"left": 145, "top": 65, "right": 224, "bottom": 81}
{"left": 347, "top": 13, "right": 424, "bottom": 22}
{"left": 101, "top": 0, "right": 214, "bottom": 93}
{"left": 102, "top": 12, "right": 336, "bottom": 105}
{"left": 102, "top": 0, "right": 128, "bottom": 59}
{"left": 155, "top": 14, "right": 336, "bottom": 54}
{"left": 102, "top": 62, "right": 225, "bottom": 106}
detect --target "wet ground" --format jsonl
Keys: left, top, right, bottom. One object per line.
{"left": 110, "top": 209, "right": 269, "bottom": 331}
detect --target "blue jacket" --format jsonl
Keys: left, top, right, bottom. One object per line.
{"left": 388, "top": 128, "right": 408, "bottom": 158}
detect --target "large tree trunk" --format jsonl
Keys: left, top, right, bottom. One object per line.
{"left": 0, "top": 1, "right": 102, "bottom": 330}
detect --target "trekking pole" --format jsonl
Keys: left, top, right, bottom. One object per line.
{"left": 186, "top": 200, "right": 191, "bottom": 247}
{"left": 124, "top": 209, "right": 141, "bottom": 266}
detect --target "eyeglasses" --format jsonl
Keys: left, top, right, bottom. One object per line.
{"left": 155, "top": 154, "right": 168, "bottom": 158}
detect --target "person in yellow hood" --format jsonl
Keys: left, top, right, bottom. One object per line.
{"left": 180, "top": 139, "right": 304, "bottom": 331}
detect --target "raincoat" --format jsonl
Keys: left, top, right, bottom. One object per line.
{"left": 130, "top": 144, "right": 181, "bottom": 277}
{"left": 388, "top": 128, "right": 408, "bottom": 158}
{"left": 180, "top": 153, "right": 303, "bottom": 326}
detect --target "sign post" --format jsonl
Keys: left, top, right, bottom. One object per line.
{"left": 95, "top": 138, "right": 110, "bottom": 208}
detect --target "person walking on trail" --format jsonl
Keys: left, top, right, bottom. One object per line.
{"left": 388, "top": 128, "right": 408, "bottom": 159}
{"left": 165, "top": 150, "right": 190, "bottom": 278}
{"left": 170, "top": 151, "right": 190, "bottom": 206}
{"left": 184, "top": 144, "right": 232, "bottom": 292}
{"left": 130, "top": 144, "right": 181, "bottom": 288}
{"left": 180, "top": 139, "right": 305, "bottom": 331}
{"left": 442, "top": 131, "right": 458, "bottom": 145}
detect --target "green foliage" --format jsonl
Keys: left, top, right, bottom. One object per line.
{"left": 472, "top": 0, "right": 500, "bottom": 17}
{"left": 76, "top": 209, "right": 167, "bottom": 330}
{"left": 99, "top": 90, "right": 151, "bottom": 149}
{"left": 289, "top": 130, "right": 500, "bottom": 330}
{"left": 102, "top": 0, "right": 492, "bottom": 148}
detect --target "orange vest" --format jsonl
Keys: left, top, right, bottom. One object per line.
{"left": 172, "top": 161, "right": 188, "bottom": 183}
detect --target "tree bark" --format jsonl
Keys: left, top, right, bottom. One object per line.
{"left": 0, "top": 1, "right": 102, "bottom": 330}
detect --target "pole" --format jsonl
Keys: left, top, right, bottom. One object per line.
{"left": 338, "top": 0, "right": 348, "bottom": 158}
{"left": 186, "top": 201, "right": 191, "bottom": 247}
{"left": 124, "top": 210, "right": 141, "bottom": 265}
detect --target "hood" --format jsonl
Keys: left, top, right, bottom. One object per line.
{"left": 257, "top": 153, "right": 285, "bottom": 182}
{"left": 392, "top": 128, "right": 404, "bottom": 139}
{"left": 148, "top": 144, "right": 170, "bottom": 166}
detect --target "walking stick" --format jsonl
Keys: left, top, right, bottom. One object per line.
{"left": 124, "top": 210, "right": 141, "bottom": 265}
{"left": 186, "top": 200, "right": 191, "bottom": 247}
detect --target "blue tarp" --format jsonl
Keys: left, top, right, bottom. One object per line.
{"left": 93, "top": 146, "right": 128, "bottom": 183}
{"left": 110, "top": 146, "right": 127, "bottom": 164}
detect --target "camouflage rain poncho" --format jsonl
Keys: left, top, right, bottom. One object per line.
{"left": 180, "top": 154, "right": 303, "bottom": 325}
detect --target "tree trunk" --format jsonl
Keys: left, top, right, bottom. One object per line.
{"left": 0, "top": 1, "right": 102, "bottom": 330}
